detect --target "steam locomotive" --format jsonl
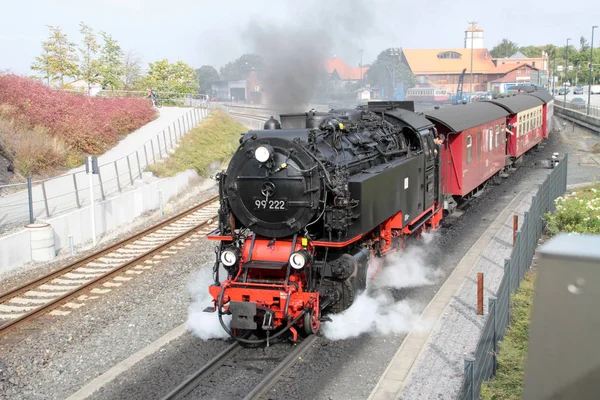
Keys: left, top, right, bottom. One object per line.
{"left": 205, "top": 101, "right": 444, "bottom": 343}
{"left": 204, "top": 89, "right": 554, "bottom": 343}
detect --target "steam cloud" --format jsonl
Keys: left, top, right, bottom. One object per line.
{"left": 186, "top": 265, "right": 231, "bottom": 340}
{"left": 322, "top": 231, "right": 444, "bottom": 340}
{"left": 243, "top": 0, "right": 376, "bottom": 113}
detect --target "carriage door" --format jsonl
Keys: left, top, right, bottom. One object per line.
{"left": 419, "top": 129, "right": 436, "bottom": 210}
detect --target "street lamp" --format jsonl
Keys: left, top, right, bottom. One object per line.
{"left": 564, "top": 38, "right": 571, "bottom": 105}
{"left": 468, "top": 21, "right": 477, "bottom": 98}
{"left": 588, "top": 26, "right": 598, "bottom": 116}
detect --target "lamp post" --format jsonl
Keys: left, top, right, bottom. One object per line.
{"left": 468, "top": 21, "right": 477, "bottom": 98}
{"left": 564, "top": 38, "right": 571, "bottom": 105}
{"left": 588, "top": 26, "right": 597, "bottom": 116}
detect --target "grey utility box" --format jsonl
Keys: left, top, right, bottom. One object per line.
{"left": 523, "top": 234, "right": 600, "bottom": 400}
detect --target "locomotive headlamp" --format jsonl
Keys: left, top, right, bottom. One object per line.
{"left": 220, "top": 248, "right": 239, "bottom": 267}
{"left": 289, "top": 251, "right": 308, "bottom": 269}
{"left": 254, "top": 146, "right": 271, "bottom": 163}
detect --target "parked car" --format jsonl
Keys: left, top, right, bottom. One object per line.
{"left": 571, "top": 97, "right": 586, "bottom": 109}
{"left": 558, "top": 87, "right": 570, "bottom": 95}
{"left": 574, "top": 86, "right": 584, "bottom": 94}
{"left": 591, "top": 85, "right": 600, "bottom": 95}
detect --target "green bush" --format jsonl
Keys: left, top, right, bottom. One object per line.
{"left": 544, "top": 184, "right": 600, "bottom": 235}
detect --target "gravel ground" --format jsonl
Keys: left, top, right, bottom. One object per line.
{"left": 1, "top": 117, "right": 597, "bottom": 400}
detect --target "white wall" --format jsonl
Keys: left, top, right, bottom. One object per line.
{"left": 0, "top": 169, "right": 206, "bottom": 274}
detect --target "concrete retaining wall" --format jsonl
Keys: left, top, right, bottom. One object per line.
{"left": 0, "top": 170, "right": 199, "bottom": 274}
{"left": 555, "top": 106, "right": 600, "bottom": 133}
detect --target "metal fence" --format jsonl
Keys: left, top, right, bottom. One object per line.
{"left": 459, "top": 154, "right": 569, "bottom": 400}
{"left": 0, "top": 105, "right": 211, "bottom": 230}
{"left": 554, "top": 98, "right": 600, "bottom": 118}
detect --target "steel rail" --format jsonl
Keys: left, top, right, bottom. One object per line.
{"left": 160, "top": 342, "right": 242, "bottom": 400}
{"left": 242, "top": 334, "right": 318, "bottom": 400}
{"left": 0, "top": 195, "right": 218, "bottom": 304}
{"left": 0, "top": 196, "right": 219, "bottom": 336}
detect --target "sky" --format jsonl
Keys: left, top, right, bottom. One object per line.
{"left": 1, "top": 0, "right": 599, "bottom": 76}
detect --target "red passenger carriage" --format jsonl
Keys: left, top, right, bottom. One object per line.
{"left": 484, "top": 96, "right": 545, "bottom": 159}
{"left": 425, "top": 102, "right": 508, "bottom": 198}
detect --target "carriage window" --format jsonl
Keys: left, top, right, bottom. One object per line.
{"left": 489, "top": 129, "right": 493, "bottom": 152}
{"left": 466, "top": 135, "right": 472, "bottom": 164}
{"left": 501, "top": 123, "right": 505, "bottom": 143}
{"left": 495, "top": 125, "right": 499, "bottom": 148}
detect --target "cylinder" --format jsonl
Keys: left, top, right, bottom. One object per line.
{"left": 26, "top": 223, "right": 56, "bottom": 262}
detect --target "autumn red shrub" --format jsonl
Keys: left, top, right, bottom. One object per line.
{"left": 0, "top": 74, "right": 157, "bottom": 155}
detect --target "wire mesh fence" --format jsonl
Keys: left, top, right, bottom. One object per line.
{"left": 0, "top": 105, "right": 211, "bottom": 230}
{"left": 459, "top": 154, "right": 568, "bottom": 400}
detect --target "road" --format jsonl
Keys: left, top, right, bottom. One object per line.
{"left": 0, "top": 107, "right": 195, "bottom": 232}
{"left": 554, "top": 87, "right": 600, "bottom": 108}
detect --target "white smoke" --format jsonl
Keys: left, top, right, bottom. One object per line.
{"left": 322, "top": 231, "right": 444, "bottom": 340}
{"left": 186, "top": 265, "right": 231, "bottom": 340}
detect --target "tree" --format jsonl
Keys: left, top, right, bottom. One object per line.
{"left": 366, "top": 48, "right": 416, "bottom": 99}
{"left": 219, "top": 54, "right": 266, "bottom": 81}
{"left": 31, "top": 25, "right": 79, "bottom": 85}
{"left": 490, "top": 39, "right": 519, "bottom": 58}
{"left": 580, "top": 36, "right": 590, "bottom": 52}
{"left": 78, "top": 22, "right": 101, "bottom": 93}
{"left": 123, "top": 50, "right": 143, "bottom": 89}
{"left": 195, "top": 65, "right": 220, "bottom": 94}
{"left": 99, "top": 31, "right": 124, "bottom": 90}
{"left": 141, "top": 59, "right": 199, "bottom": 94}
{"left": 519, "top": 46, "right": 543, "bottom": 58}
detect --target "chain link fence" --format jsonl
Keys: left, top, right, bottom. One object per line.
{"left": 0, "top": 104, "right": 211, "bottom": 231}
{"left": 459, "top": 154, "right": 568, "bottom": 400}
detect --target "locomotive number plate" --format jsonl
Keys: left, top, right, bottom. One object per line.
{"left": 253, "top": 198, "right": 287, "bottom": 210}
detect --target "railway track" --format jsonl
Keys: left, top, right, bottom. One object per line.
{"left": 162, "top": 335, "right": 318, "bottom": 400}
{"left": 0, "top": 196, "right": 220, "bottom": 337}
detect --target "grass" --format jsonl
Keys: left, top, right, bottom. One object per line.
{"left": 148, "top": 109, "right": 246, "bottom": 177}
{"left": 480, "top": 269, "right": 537, "bottom": 400}
{"left": 592, "top": 142, "right": 600, "bottom": 154}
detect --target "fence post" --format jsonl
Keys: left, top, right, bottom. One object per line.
{"left": 114, "top": 161, "right": 121, "bottom": 192}
{"left": 464, "top": 357, "right": 475, "bottom": 400}
{"left": 504, "top": 259, "right": 511, "bottom": 322}
{"left": 27, "top": 176, "right": 34, "bottom": 224}
{"left": 489, "top": 296, "right": 498, "bottom": 375}
{"left": 126, "top": 156, "right": 134, "bottom": 186}
{"left": 96, "top": 167, "right": 106, "bottom": 201}
{"left": 143, "top": 145, "right": 149, "bottom": 168}
{"left": 513, "top": 215, "right": 518, "bottom": 246}
{"left": 477, "top": 272, "right": 484, "bottom": 315}
{"left": 178, "top": 119, "right": 183, "bottom": 136}
{"left": 163, "top": 130, "right": 168, "bottom": 152}
{"left": 41, "top": 181, "right": 50, "bottom": 217}
{"left": 72, "top": 174, "right": 81, "bottom": 208}
{"left": 168, "top": 126, "right": 174, "bottom": 145}
{"left": 136, "top": 151, "right": 143, "bottom": 179}
{"left": 168, "top": 129, "right": 174, "bottom": 150}
{"left": 150, "top": 141, "right": 156, "bottom": 165}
